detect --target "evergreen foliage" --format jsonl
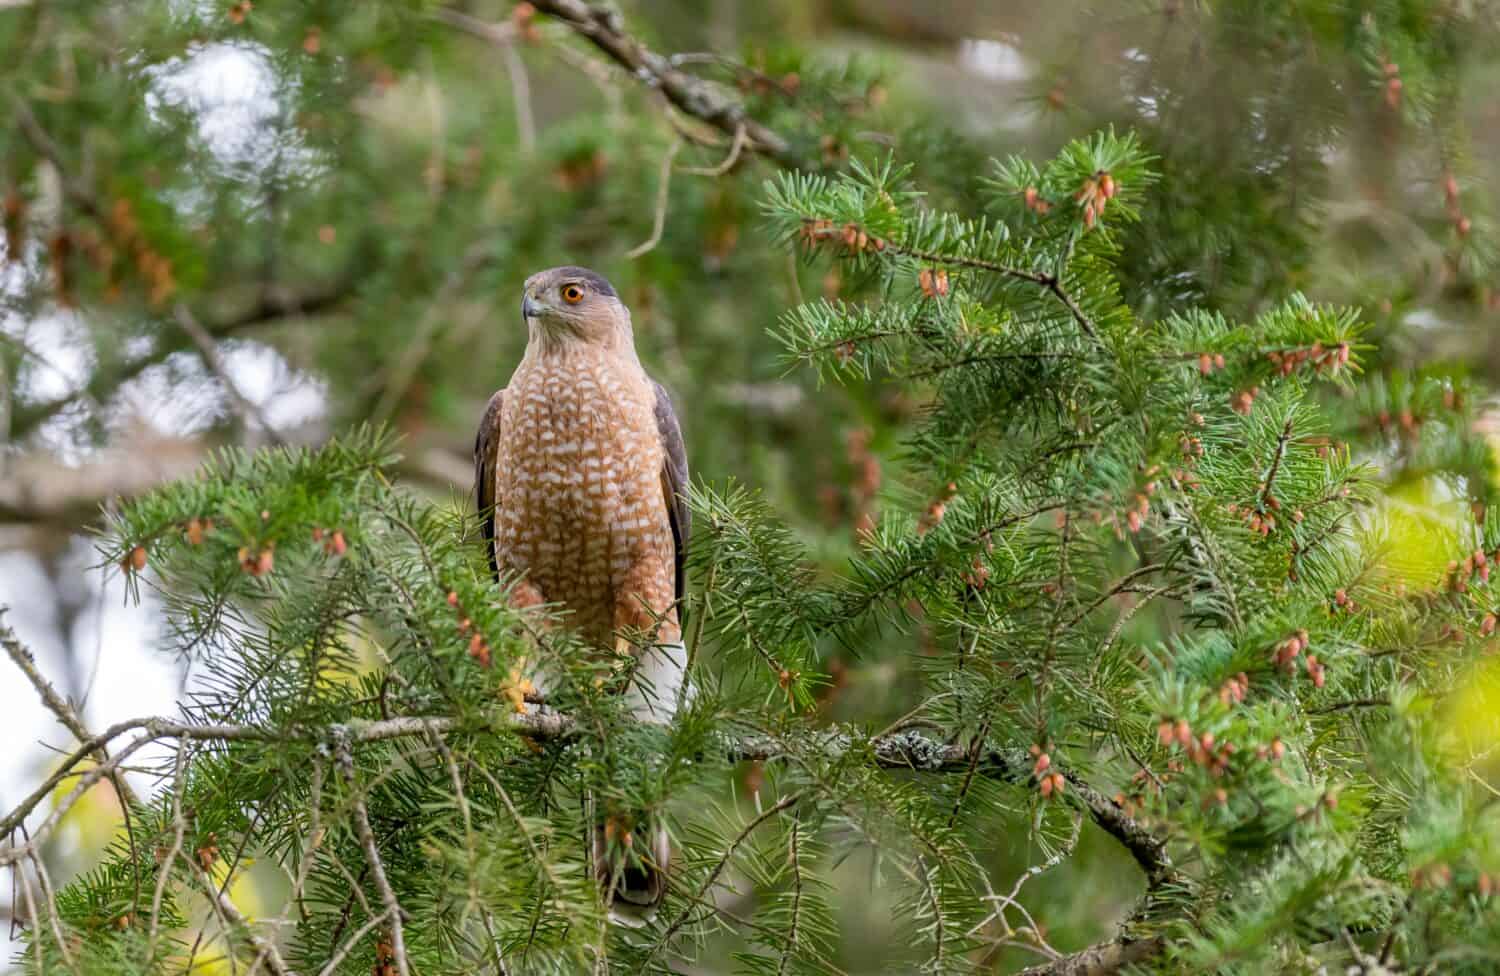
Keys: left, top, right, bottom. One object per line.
{"left": 6, "top": 2, "right": 1500, "bottom": 975}
{"left": 4, "top": 124, "right": 1498, "bottom": 974}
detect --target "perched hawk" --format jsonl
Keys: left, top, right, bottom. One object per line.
{"left": 473, "top": 265, "right": 688, "bottom": 912}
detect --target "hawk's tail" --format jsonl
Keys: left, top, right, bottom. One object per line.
{"left": 596, "top": 640, "right": 686, "bottom": 924}
{"left": 622, "top": 639, "right": 688, "bottom": 723}
{"left": 594, "top": 819, "right": 671, "bottom": 925}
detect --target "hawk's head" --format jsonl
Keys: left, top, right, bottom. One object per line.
{"left": 521, "top": 266, "right": 631, "bottom": 349}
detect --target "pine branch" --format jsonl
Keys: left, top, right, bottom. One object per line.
{"left": 0, "top": 708, "right": 571, "bottom": 852}
{"left": 641, "top": 790, "right": 805, "bottom": 970}
{"left": 731, "top": 730, "right": 1176, "bottom": 889}
{"left": 799, "top": 220, "right": 1103, "bottom": 344}
{"left": 0, "top": 695, "right": 1174, "bottom": 906}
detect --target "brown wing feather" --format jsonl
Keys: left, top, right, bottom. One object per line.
{"left": 652, "top": 380, "right": 691, "bottom": 613}
{"left": 473, "top": 389, "right": 506, "bottom": 579}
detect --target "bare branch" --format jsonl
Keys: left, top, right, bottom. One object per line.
{"left": 0, "top": 701, "right": 1173, "bottom": 906}
{"left": 730, "top": 729, "right": 1176, "bottom": 889}
{"left": 625, "top": 138, "right": 683, "bottom": 259}
{"left": 1, "top": 605, "right": 147, "bottom": 916}
{"left": 1014, "top": 934, "right": 1166, "bottom": 976}
{"left": 7, "top": 277, "right": 354, "bottom": 442}
{"left": 501, "top": 39, "right": 536, "bottom": 152}
{"left": 1, "top": 611, "right": 138, "bottom": 805}
{"left": 431, "top": 7, "right": 519, "bottom": 44}
{"left": 680, "top": 123, "right": 748, "bottom": 176}
{"left": 175, "top": 304, "right": 286, "bottom": 445}
{"left": 369, "top": 238, "right": 498, "bottom": 427}
{"left": 12, "top": 839, "right": 45, "bottom": 972}
{"left": 24, "top": 845, "right": 77, "bottom": 973}
{"left": 523, "top": 1, "right": 803, "bottom": 169}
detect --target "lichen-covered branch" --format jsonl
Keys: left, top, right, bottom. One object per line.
{"left": 526, "top": 0, "right": 804, "bottom": 169}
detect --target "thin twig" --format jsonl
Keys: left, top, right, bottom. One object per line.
{"left": 13, "top": 838, "right": 44, "bottom": 972}
{"left": 431, "top": 8, "right": 534, "bottom": 150}
{"left": 335, "top": 737, "right": 411, "bottom": 976}
{"left": 625, "top": 137, "right": 683, "bottom": 259}
{"left": 369, "top": 238, "right": 497, "bottom": 426}
{"left": 431, "top": 7, "right": 519, "bottom": 44}
{"left": 801, "top": 222, "right": 1103, "bottom": 344}
{"left": 501, "top": 41, "right": 536, "bottom": 152}
{"left": 250, "top": 761, "right": 325, "bottom": 974}
{"left": 1059, "top": 563, "right": 1166, "bottom": 633}
{"left": 461, "top": 758, "right": 563, "bottom": 892}
{"left": 11, "top": 95, "right": 103, "bottom": 218}
{"left": 2, "top": 612, "right": 144, "bottom": 911}
{"left": 680, "top": 123, "right": 747, "bottom": 176}
{"left": 947, "top": 715, "right": 994, "bottom": 828}
{"left": 323, "top": 848, "right": 376, "bottom": 953}
{"left": 316, "top": 909, "right": 394, "bottom": 976}
{"left": 0, "top": 613, "right": 140, "bottom": 805}
{"left": 175, "top": 304, "right": 286, "bottom": 445}
{"left": 1258, "top": 415, "right": 1296, "bottom": 511}
{"left": 146, "top": 743, "right": 190, "bottom": 962}
{"left": 1307, "top": 697, "right": 1389, "bottom": 715}
{"left": 777, "top": 814, "right": 803, "bottom": 976}
{"left": 920, "top": 856, "right": 944, "bottom": 965}
{"left": 198, "top": 870, "right": 293, "bottom": 976}
{"left": 25, "top": 845, "right": 77, "bottom": 973}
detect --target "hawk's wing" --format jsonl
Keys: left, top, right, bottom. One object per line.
{"left": 473, "top": 389, "right": 506, "bottom": 579}
{"left": 652, "top": 381, "right": 691, "bottom": 612}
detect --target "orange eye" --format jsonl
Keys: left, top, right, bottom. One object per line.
{"left": 561, "top": 284, "right": 584, "bottom": 304}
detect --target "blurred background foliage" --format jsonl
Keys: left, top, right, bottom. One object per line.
{"left": 3, "top": 0, "right": 1500, "bottom": 970}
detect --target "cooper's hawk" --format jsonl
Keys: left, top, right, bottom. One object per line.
{"left": 473, "top": 265, "right": 689, "bottom": 914}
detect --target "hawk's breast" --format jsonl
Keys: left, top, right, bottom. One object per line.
{"left": 493, "top": 347, "right": 670, "bottom": 644}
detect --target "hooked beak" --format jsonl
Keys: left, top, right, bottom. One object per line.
{"left": 522, "top": 294, "right": 544, "bottom": 320}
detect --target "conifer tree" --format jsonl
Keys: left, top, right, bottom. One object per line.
{"left": 5, "top": 2, "right": 1500, "bottom": 975}
{"left": 5, "top": 123, "right": 1498, "bottom": 975}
